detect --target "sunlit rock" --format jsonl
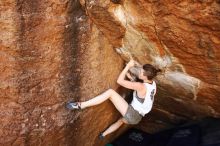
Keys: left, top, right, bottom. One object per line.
{"left": 0, "top": 0, "right": 219, "bottom": 146}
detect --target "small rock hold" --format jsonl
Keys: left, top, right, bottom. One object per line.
{"left": 111, "top": 0, "right": 121, "bottom": 4}
{"left": 65, "top": 25, "right": 70, "bottom": 28}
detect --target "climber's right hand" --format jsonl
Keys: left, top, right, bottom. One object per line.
{"left": 126, "top": 59, "right": 136, "bottom": 68}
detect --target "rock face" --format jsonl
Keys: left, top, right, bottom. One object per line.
{"left": 0, "top": 0, "right": 220, "bottom": 146}
{"left": 1, "top": 0, "right": 124, "bottom": 145}
{"left": 120, "top": 0, "right": 220, "bottom": 119}
{"left": 0, "top": 1, "right": 85, "bottom": 145}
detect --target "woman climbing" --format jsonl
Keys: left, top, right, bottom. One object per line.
{"left": 66, "top": 60, "right": 161, "bottom": 139}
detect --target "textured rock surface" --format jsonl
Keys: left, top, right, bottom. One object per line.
{"left": 113, "top": 0, "right": 220, "bottom": 133}
{"left": 80, "top": 0, "right": 220, "bottom": 144}
{"left": 0, "top": 0, "right": 83, "bottom": 145}
{"left": 69, "top": 23, "right": 126, "bottom": 146}
{"left": 0, "top": 0, "right": 220, "bottom": 146}
{"left": 0, "top": 0, "right": 124, "bottom": 145}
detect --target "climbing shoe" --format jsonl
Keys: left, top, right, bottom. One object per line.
{"left": 99, "top": 132, "right": 105, "bottom": 140}
{"left": 66, "top": 101, "right": 81, "bottom": 110}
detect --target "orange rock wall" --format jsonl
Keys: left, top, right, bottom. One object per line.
{"left": 1, "top": 0, "right": 220, "bottom": 146}
{"left": 80, "top": 0, "right": 220, "bottom": 139}
{"left": 1, "top": 0, "right": 124, "bottom": 145}
{"left": 69, "top": 23, "right": 126, "bottom": 146}
{"left": 1, "top": 0, "right": 75, "bottom": 145}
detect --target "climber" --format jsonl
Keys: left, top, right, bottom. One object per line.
{"left": 65, "top": 59, "right": 161, "bottom": 139}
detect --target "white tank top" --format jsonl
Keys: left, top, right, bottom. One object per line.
{"left": 130, "top": 81, "right": 156, "bottom": 116}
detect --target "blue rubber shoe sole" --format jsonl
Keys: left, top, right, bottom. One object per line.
{"left": 99, "top": 132, "right": 105, "bottom": 140}
{"left": 65, "top": 101, "right": 80, "bottom": 110}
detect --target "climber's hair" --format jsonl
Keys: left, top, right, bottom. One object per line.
{"left": 142, "top": 64, "right": 161, "bottom": 80}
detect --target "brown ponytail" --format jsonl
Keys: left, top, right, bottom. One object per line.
{"left": 143, "top": 64, "right": 161, "bottom": 80}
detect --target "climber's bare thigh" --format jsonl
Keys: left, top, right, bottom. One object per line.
{"left": 108, "top": 89, "right": 129, "bottom": 116}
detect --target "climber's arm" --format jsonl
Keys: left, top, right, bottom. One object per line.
{"left": 126, "top": 72, "right": 135, "bottom": 81}
{"left": 117, "top": 79, "right": 144, "bottom": 90}
{"left": 117, "top": 60, "right": 143, "bottom": 90}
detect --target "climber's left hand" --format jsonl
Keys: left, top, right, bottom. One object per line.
{"left": 126, "top": 59, "right": 137, "bottom": 68}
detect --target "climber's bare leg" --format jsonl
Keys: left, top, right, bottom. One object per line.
{"left": 102, "top": 117, "right": 128, "bottom": 137}
{"left": 80, "top": 89, "right": 129, "bottom": 116}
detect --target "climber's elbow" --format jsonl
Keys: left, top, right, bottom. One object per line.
{"left": 117, "top": 79, "right": 123, "bottom": 85}
{"left": 117, "top": 79, "right": 121, "bottom": 84}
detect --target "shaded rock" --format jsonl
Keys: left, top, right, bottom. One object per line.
{"left": 1, "top": 0, "right": 220, "bottom": 146}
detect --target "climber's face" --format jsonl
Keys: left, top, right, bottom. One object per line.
{"left": 138, "top": 68, "right": 148, "bottom": 80}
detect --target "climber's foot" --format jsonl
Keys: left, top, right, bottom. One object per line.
{"left": 99, "top": 132, "right": 105, "bottom": 140}
{"left": 66, "top": 101, "right": 81, "bottom": 110}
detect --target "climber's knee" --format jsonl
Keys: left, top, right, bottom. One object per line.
{"left": 121, "top": 118, "right": 128, "bottom": 124}
{"left": 118, "top": 118, "right": 124, "bottom": 124}
{"left": 107, "top": 88, "right": 116, "bottom": 96}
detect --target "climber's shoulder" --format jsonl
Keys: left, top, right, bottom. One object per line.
{"left": 117, "top": 80, "right": 145, "bottom": 91}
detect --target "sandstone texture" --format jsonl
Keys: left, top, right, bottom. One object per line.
{"left": 0, "top": 0, "right": 220, "bottom": 146}
{"left": 1, "top": 0, "right": 124, "bottom": 145}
